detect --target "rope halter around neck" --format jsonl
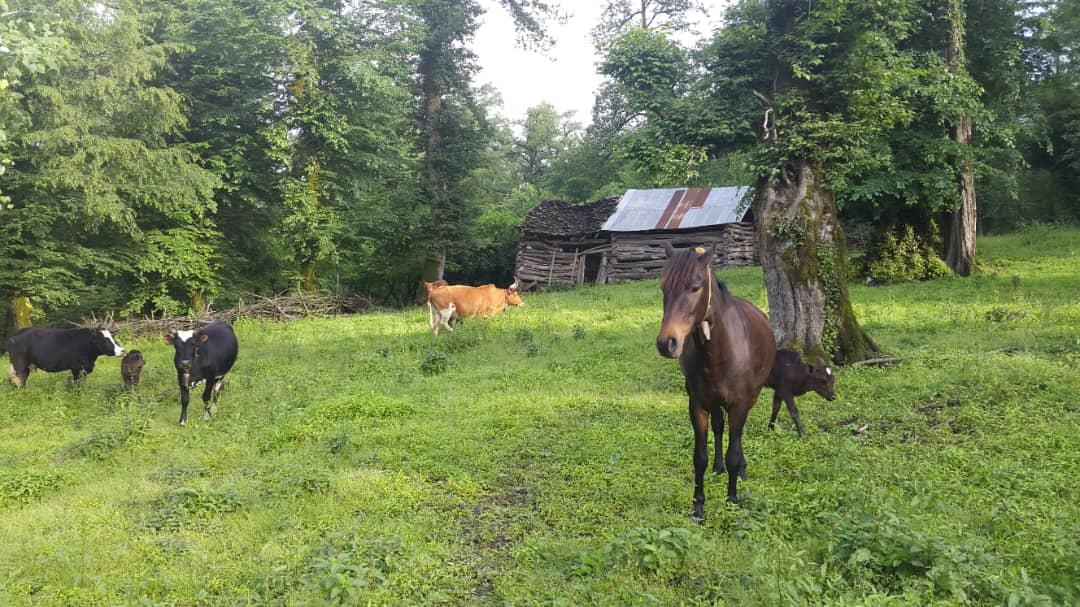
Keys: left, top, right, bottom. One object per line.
{"left": 696, "top": 246, "right": 713, "bottom": 340}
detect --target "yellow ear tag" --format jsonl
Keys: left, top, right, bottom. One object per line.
{"left": 694, "top": 246, "right": 705, "bottom": 254}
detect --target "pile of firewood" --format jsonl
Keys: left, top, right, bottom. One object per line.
{"left": 78, "top": 291, "right": 376, "bottom": 340}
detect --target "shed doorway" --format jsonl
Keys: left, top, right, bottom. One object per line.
{"left": 583, "top": 253, "right": 603, "bottom": 284}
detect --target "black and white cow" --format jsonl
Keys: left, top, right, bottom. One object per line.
{"left": 164, "top": 321, "right": 238, "bottom": 426}
{"left": 6, "top": 327, "right": 125, "bottom": 387}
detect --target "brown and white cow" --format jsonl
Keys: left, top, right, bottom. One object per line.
{"left": 424, "top": 280, "right": 524, "bottom": 335}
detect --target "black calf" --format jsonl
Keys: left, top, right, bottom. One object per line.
{"left": 765, "top": 349, "right": 836, "bottom": 437}
{"left": 7, "top": 327, "right": 125, "bottom": 387}
{"left": 164, "top": 321, "right": 238, "bottom": 426}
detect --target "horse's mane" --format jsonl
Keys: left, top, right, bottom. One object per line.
{"left": 660, "top": 248, "right": 732, "bottom": 303}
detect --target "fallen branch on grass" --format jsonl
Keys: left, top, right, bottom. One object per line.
{"left": 77, "top": 292, "right": 376, "bottom": 339}
{"left": 847, "top": 356, "right": 902, "bottom": 367}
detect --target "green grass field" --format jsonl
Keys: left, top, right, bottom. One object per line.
{"left": 1, "top": 225, "right": 1078, "bottom": 606}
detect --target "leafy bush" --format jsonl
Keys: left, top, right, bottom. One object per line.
{"left": 306, "top": 532, "right": 401, "bottom": 606}
{"left": 419, "top": 348, "right": 448, "bottom": 376}
{"left": 823, "top": 509, "right": 1046, "bottom": 602}
{"left": 573, "top": 526, "right": 704, "bottom": 580}
{"left": 524, "top": 340, "right": 540, "bottom": 357}
{"left": 0, "top": 470, "right": 63, "bottom": 507}
{"left": 317, "top": 393, "right": 416, "bottom": 421}
{"left": 864, "top": 225, "right": 950, "bottom": 283}
{"left": 440, "top": 329, "right": 480, "bottom": 353}
{"left": 144, "top": 486, "right": 244, "bottom": 532}
{"left": 61, "top": 417, "right": 147, "bottom": 461}
{"left": 985, "top": 306, "right": 1027, "bottom": 322}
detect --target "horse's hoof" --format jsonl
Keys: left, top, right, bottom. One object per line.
{"left": 690, "top": 510, "right": 704, "bottom": 523}
{"left": 712, "top": 466, "right": 725, "bottom": 475}
{"left": 202, "top": 412, "right": 212, "bottom": 421}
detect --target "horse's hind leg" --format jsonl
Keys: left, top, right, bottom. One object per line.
{"left": 710, "top": 409, "right": 725, "bottom": 474}
{"left": 689, "top": 402, "right": 710, "bottom": 520}
{"left": 725, "top": 407, "right": 750, "bottom": 504}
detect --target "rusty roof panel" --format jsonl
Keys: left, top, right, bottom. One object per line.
{"left": 601, "top": 187, "right": 751, "bottom": 232}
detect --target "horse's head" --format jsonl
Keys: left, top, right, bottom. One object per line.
{"left": 657, "top": 242, "right": 716, "bottom": 359}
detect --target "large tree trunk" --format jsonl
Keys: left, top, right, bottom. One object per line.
{"left": 189, "top": 290, "right": 207, "bottom": 314}
{"left": 419, "top": 48, "right": 448, "bottom": 284}
{"left": 11, "top": 296, "right": 32, "bottom": 329}
{"left": 299, "top": 261, "right": 317, "bottom": 293}
{"left": 942, "top": 0, "right": 977, "bottom": 275}
{"left": 420, "top": 249, "right": 446, "bottom": 284}
{"left": 756, "top": 161, "right": 879, "bottom": 364}
{"left": 945, "top": 118, "right": 977, "bottom": 276}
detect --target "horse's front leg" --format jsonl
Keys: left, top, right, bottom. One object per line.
{"left": 710, "top": 408, "right": 725, "bottom": 474}
{"left": 725, "top": 406, "right": 750, "bottom": 504}
{"left": 689, "top": 402, "right": 710, "bottom": 521}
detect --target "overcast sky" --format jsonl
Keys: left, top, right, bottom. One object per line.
{"left": 472, "top": 0, "right": 733, "bottom": 125}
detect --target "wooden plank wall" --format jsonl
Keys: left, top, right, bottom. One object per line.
{"left": 605, "top": 223, "right": 757, "bottom": 282}
{"left": 515, "top": 223, "right": 757, "bottom": 287}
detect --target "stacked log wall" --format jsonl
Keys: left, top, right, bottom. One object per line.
{"left": 515, "top": 238, "right": 608, "bottom": 287}
{"left": 605, "top": 223, "right": 757, "bottom": 282}
{"left": 515, "top": 222, "right": 757, "bottom": 287}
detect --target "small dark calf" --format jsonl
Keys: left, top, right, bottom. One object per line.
{"left": 121, "top": 350, "right": 144, "bottom": 389}
{"left": 165, "top": 321, "right": 238, "bottom": 426}
{"left": 765, "top": 349, "right": 836, "bottom": 437}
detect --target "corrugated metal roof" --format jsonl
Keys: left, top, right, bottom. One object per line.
{"left": 601, "top": 187, "right": 751, "bottom": 232}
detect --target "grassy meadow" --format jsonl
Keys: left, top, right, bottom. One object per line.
{"left": 1, "top": 225, "right": 1078, "bottom": 606}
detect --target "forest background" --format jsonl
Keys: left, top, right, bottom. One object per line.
{"left": 1, "top": 0, "right": 1077, "bottom": 344}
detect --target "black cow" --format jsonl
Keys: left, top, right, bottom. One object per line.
{"left": 765, "top": 349, "right": 836, "bottom": 437}
{"left": 121, "top": 350, "right": 145, "bottom": 389}
{"left": 7, "top": 327, "right": 125, "bottom": 388}
{"left": 164, "top": 321, "right": 238, "bottom": 426}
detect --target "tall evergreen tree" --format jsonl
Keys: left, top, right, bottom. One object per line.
{"left": 0, "top": 1, "right": 69, "bottom": 328}
{"left": 0, "top": 0, "right": 220, "bottom": 320}
{"left": 410, "top": 0, "right": 559, "bottom": 283}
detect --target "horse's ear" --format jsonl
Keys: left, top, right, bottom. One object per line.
{"left": 702, "top": 242, "right": 718, "bottom": 262}
{"left": 814, "top": 356, "right": 828, "bottom": 369}
{"left": 198, "top": 333, "right": 209, "bottom": 343}
{"left": 663, "top": 241, "right": 676, "bottom": 258}
{"left": 164, "top": 333, "right": 175, "bottom": 346}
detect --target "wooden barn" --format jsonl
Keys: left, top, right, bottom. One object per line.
{"left": 515, "top": 187, "right": 757, "bottom": 288}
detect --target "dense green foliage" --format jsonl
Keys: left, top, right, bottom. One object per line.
{"left": 0, "top": 0, "right": 1076, "bottom": 329}
{"left": 0, "top": 227, "right": 1077, "bottom": 604}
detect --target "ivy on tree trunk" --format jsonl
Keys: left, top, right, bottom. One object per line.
{"left": 942, "top": 0, "right": 978, "bottom": 275}
{"left": 11, "top": 296, "right": 33, "bottom": 329}
{"left": 756, "top": 161, "right": 879, "bottom": 364}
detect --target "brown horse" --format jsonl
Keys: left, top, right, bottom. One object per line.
{"left": 656, "top": 243, "right": 776, "bottom": 519}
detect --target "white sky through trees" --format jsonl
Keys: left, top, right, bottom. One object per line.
{"left": 473, "top": 0, "right": 734, "bottom": 125}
